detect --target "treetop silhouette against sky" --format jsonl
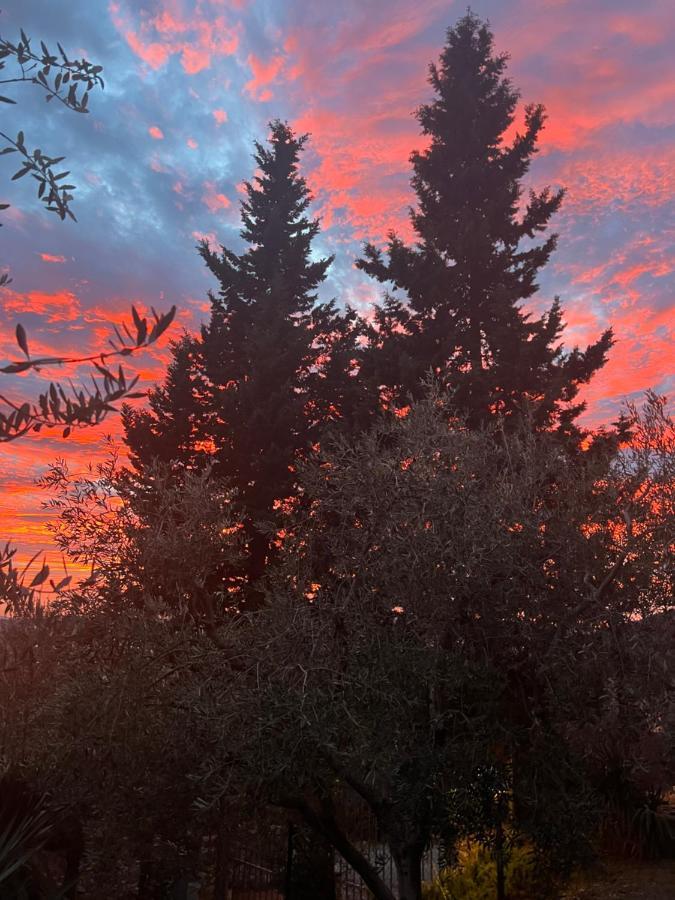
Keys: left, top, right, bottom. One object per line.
{"left": 0, "top": 0, "right": 673, "bottom": 560}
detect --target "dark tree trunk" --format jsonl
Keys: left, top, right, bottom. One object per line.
{"left": 137, "top": 858, "right": 156, "bottom": 899}
{"left": 247, "top": 526, "right": 270, "bottom": 583}
{"left": 392, "top": 844, "right": 424, "bottom": 900}
{"left": 61, "top": 816, "right": 83, "bottom": 900}
{"left": 288, "top": 823, "right": 337, "bottom": 900}
{"left": 285, "top": 799, "right": 397, "bottom": 900}
{"left": 243, "top": 522, "right": 271, "bottom": 609}
{"left": 213, "top": 804, "right": 230, "bottom": 899}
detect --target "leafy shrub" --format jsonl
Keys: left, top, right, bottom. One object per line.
{"left": 602, "top": 795, "right": 675, "bottom": 860}
{"left": 423, "top": 841, "right": 560, "bottom": 900}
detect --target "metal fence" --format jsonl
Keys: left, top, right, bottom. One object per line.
{"left": 333, "top": 841, "right": 441, "bottom": 900}
{"left": 220, "top": 815, "right": 442, "bottom": 900}
{"left": 221, "top": 819, "right": 288, "bottom": 899}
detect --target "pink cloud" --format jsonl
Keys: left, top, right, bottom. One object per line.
{"left": 187, "top": 137, "right": 198, "bottom": 150}
{"left": 110, "top": 3, "right": 239, "bottom": 74}
{"left": 124, "top": 30, "right": 169, "bottom": 69}
{"left": 1, "top": 289, "right": 81, "bottom": 324}
{"left": 213, "top": 108, "right": 228, "bottom": 125}
{"left": 192, "top": 230, "right": 219, "bottom": 251}
{"left": 557, "top": 148, "right": 675, "bottom": 219}
{"left": 578, "top": 310, "right": 673, "bottom": 414}
{"left": 180, "top": 46, "right": 210, "bottom": 74}
{"left": 202, "top": 182, "right": 231, "bottom": 213}
{"left": 152, "top": 9, "right": 186, "bottom": 35}
{"left": 571, "top": 242, "right": 673, "bottom": 295}
{"left": 245, "top": 52, "right": 286, "bottom": 101}
{"left": 292, "top": 107, "right": 424, "bottom": 241}
{"left": 39, "top": 253, "right": 67, "bottom": 264}
{"left": 148, "top": 125, "right": 164, "bottom": 140}
{"left": 491, "top": 3, "right": 675, "bottom": 154}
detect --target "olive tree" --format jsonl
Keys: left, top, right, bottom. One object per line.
{"left": 5, "top": 391, "right": 671, "bottom": 898}
{"left": 191, "top": 389, "right": 673, "bottom": 900}
{"left": 0, "top": 460, "right": 243, "bottom": 896}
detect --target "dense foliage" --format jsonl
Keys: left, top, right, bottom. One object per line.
{"left": 0, "top": 12, "right": 672, "bottom": 900}
{"left": 182, "top": 390, "right": 671, "bottom": 899}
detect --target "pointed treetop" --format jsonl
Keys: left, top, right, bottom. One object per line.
{"left": 356, "top": 11, "right": 613, "bottom": 434}
{"left": 199, "top": 120, "right": 332, "bottom": 317}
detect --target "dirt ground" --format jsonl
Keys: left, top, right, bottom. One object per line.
{"left": 563, "top": 859, "right": 675, "bottom": 899}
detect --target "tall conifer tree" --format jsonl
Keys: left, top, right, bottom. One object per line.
{"left": 124, "top": 121, "right": 366, "bottom": 599}
{"left": 357, "top": 12, "right": 612, "bottom": 433}
{"left": 123, "top": 334, "right": 205, "bottom": 470}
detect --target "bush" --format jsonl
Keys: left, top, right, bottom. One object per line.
{"left": 423, "top": 841, "right": 560, "bottom": 900}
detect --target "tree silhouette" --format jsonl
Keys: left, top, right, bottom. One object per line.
{"left": 358, "top": 12, "right": 612, "bottom": 434}
{"left": 124, "top": 121, "right": 366, "bottom": 605}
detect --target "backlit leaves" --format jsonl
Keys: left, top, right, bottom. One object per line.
{"left": 0, "top": 305, "right": 177, "bottom": 442}
{"left": 0, "top": 27, "right": 104, "bottom": 230}
{"left": 0, "top": 30, "right": 104, "bottom": 114}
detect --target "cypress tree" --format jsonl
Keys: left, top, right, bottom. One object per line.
{"left": 357, "top": 12, "right": 613, "bottom": 434}
{"left": 124, "top": 120, "right": 366, "bottom": 600}
{"left": 123, "top": 334, "right": 205, "bottom": 472}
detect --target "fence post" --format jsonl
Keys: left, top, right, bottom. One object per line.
{"left": 285, "top": 823, "right": 295, "bottom": 899}
{"left": 213, "top": 799, "right": 230, "bottom": 899}
{"left": 495, "top": 796, "right": 506, "bottom": 900}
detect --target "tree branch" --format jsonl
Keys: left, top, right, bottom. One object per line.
{"left": 276, "top": 796, "right": 397, "bottom": 900}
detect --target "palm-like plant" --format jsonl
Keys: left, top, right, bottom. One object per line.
{"left": 0, "top": 774, "right": 53, "bottom": 894}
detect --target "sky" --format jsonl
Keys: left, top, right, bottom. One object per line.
{"left": 0, "top": 0, "right": 673, "bottom": 565}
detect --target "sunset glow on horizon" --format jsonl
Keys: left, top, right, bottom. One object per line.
{"left": 1, "top": 0, "right": 673, "bottom": 563}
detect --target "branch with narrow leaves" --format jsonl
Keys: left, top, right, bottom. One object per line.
{"left": 0, "top": 29, "right": 103, "bottom": 113}
{"left": 0, "top": 542, "right": 70, "bottom": 616}
{"left": 0, "top": 27, "right": 103, "bottom": 234}
{"left": 0, "top": 304, "right": 176, "bottom": 442}
{"left": 0, "top": 129, "right": 77, "bottom": 221}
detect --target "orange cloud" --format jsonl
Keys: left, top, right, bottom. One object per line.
{"left": 148, "top": 125, "right": 164, "bottom": 139}
{"left": 110, "top": 3, "right": 239, "bottom": 75}
{"left": 245, "top": 52, "right": 286, "bottom": 101}
{"left": 126, "top": 33, "right": 169, "bottom": 68}
{"left": 1, "top": 289, "right": 81, "bottom": 324}
{"left": 292, "top": 107, "right": 424, "bottom": 240}
{"left": 557, "top": 148, "right": 675, "bottom": 219}
{"left": 202, "top": 181, "right": 231, "bottom": 213}
{"left": 39, "top": 253, "right": 67, "bottom": 264}
{"left": 213, "top": 108, "right": 228, "bottom": 125}
{"left": 492, "top": 2, "right": 675, "bottom": 155}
